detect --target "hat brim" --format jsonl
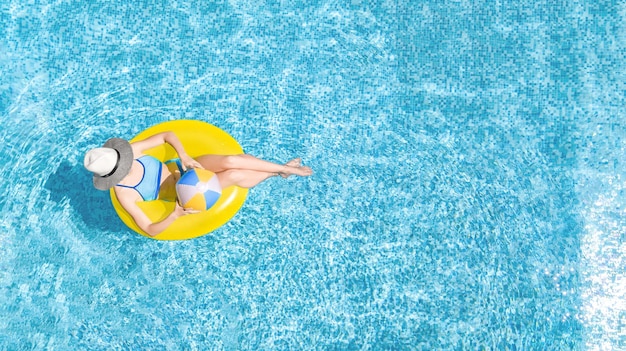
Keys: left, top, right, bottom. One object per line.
{"left": 92, "top": 138, "right": 134, "bottom": 190}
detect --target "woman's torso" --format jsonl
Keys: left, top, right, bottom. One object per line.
{"left": 116, "top": 155, "right": 181, "bottom": 202}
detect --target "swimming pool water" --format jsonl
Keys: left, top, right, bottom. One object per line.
{"left": 1, "top": 0, "right": 625, "bottom": 350}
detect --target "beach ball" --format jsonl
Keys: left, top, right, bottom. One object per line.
{"left": 176, "top": 168, "right": 222, "bottom": 211}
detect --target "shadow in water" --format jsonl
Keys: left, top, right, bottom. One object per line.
{"left": 45, "top": 161, "right": 126, "bottom": 233}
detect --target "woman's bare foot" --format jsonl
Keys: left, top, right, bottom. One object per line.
{"left": 286, "top": 158, "right": 301, "bottom": 167}
{"left": 280, "top": 158, "right": 312, "bottom": 178}
{"left": 291, "top": 165, "right": 313, "bottom": 177}
{"left": 280, "top": 158, "right": 302, "bottom": 178}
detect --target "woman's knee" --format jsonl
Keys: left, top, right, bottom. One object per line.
{"left": 217, "top": 169, "right": 243, "bottom": 187}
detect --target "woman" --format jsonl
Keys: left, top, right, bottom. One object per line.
{"left": 84, "top": 131, "right": 313, "bottom": 237}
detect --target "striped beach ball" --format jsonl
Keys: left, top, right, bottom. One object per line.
{"left": 176, "top": 168, "right": 222, "bottom": 211}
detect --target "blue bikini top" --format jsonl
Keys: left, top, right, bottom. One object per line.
{"left": 116, "top": 155, "right": 163, "bottom": 201}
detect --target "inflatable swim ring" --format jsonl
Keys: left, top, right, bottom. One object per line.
{"left": 110, "top": 120, "right": 248, "bottom": 240}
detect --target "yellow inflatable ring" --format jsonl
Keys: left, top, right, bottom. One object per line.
{"left": 110, "top": 120, "right": 248, "bottom": 240}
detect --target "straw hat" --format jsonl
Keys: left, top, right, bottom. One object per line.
{"left": 84, "top": 138, "right": 134, "bottom": 190}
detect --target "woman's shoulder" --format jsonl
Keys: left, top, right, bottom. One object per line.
{"left": 114, "top": 185, "right": 143, "bottom": 204}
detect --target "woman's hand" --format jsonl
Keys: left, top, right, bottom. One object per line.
{"left": 180, "top": 154, "right": 203, "bottom": 171}
{"left": 139, "top": 202, "right": 201, "bottom": 237}
{"left": 173, "top": 202, "right": 201, "bottom": 219}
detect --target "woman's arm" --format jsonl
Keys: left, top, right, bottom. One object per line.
{"left": 131, "top": 131, "right": 202, "bottom": 170}
{"left": 118, "top": 192, "right": 193, "bottom": 237}
{"left": 143, "top": 204, "right": 191, "bottom": 237}
{"left": 163, "top": 132, "right": 203, "bottom": 170}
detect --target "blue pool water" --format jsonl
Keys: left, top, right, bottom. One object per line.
{"left": 1, "top": 0, "right": 625, "bottom": 350}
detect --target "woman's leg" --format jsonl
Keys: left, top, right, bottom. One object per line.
{"left": 196, "top": 154, "right": 312, "bottom": 176}
{"left": 216, "top": 169, "right": 278, "bottom": 189}
{"left": 215, "top": 158, "right": 308, "bottom": 189}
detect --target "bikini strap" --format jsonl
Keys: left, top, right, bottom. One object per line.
{"left": 116, "top": 158, "right": 146, "bottom": 189}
